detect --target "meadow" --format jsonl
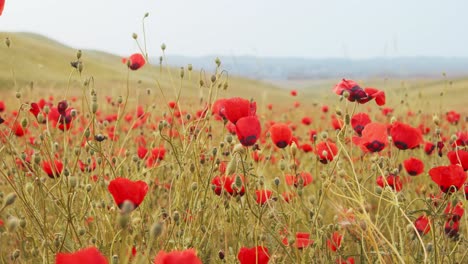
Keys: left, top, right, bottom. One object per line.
{"left": 0, "top": 31, "right": 466, "bottom": 264}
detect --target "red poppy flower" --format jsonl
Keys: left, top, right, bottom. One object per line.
{"left": 154, "top": 249, "right": 202, "bottom": 264}
{"left": 333, "top": 79, "right": 385, "bottom": 106}
{"left": 285, "top": 172, "right": 313, "bottom": 187}
{"left": 376, "top": 175, "right": 403, "bottom": 192}
{"left": 151, "top": 147, "right": 166, "bottom": 160}
{"left": 137, "top": 146, "right": 148, "bottom": 159}
{"left": 351, "top": 113, "right": 371, "bottom": 136}
{"left": 122, "top": 53, "right": 146, "bottom": 70}
{"left": 290, "top": 90, "right": 297, "bottom": 96}
{"left": 331, "top": 116, "right": 343, "bottom": 130}
{"left": 352, "top": 123, "right": 388, "bottom": 152}
{"left": 447, "top": 150, "right": 468, "bottom": 171}
{"left": 429, "top": 165, "right": 467, "bottom": 193}
{"left": 315, "top": 141, "right": 338, "bottom": 164}
{"left": 454, "top": 131, "right": 468, "bottom": 146}
{"left": 390, "top": 122, "right": 424, "bottom": 150}
{"left": 296, "top": 233, "right": 314, "bottom": 249}
{"left": 221, "top": 97, "right": 256, "bottom": 124}
{"left": 414, "top": 215, "right": 430, "bottom": 235}
{"left": 212, "top": 98, "right": 227, "bottom": 119}
{"left": 237, "top": 246, "right": 270, "bottom": 264}
{"left": 78, "top": 158, "right": 97, "bottom": 173}
{"left": 301, "top": 116, "right": 312, "bottom": 126}
{"left": 108, "top": 177, "right": 148, "bottom": 209}
{"left": 445, "top": 219, "right": 460, "bottom": 239}
{"left": 445, "top": 201, "right": 464, "bottom": 222}
{"left": 424, "top": 142, "right": 435, "bottom": 155}
{"left": 56, "top": 247, "right": 108, "bottom": 264}
{"left": 322, "top": 105, "right": 329, "bottom": 113}
{"left": 403, "top": 157, "right": 424, "bottom": 176}
{"left": 446, "top": 110, "right": 460, "bottom": 125}
{"left": 269, "top": 123, "right": 292, "bottom": 148}
{"left": 42, "top": 160, "right": 64, "bottom": 178}
{"left": 255, "top": 189, "right": 273, "bottom": 205}
{"left": 336, "top": 257, "right": 355, "bottom": 264}
{"left": 0, "top": 101, "right": 4, "bottom": 112}
{"left": 13, "top": 123, "right": 27, "bottom": 137}
{"left": 327, "top": 232, "right": 343, "bottom": 252}
{"left": 236, "top": 116, "right": 261, "bottom": 147}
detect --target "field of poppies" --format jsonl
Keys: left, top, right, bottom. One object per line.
{"left": 0, "top": 34, "right": 467, "bottom": 264}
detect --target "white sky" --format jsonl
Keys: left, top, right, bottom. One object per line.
{"left": 1, "top": 0, "right": 467, "bottom": 58}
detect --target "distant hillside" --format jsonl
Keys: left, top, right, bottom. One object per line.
{"left": 155, "top": 55, "right": 468, "bottom": 80}
{"left": 0, "top": 32, "right": 284, "bottom": 101}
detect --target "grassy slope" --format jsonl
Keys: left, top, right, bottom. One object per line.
{"left": 0, "top": 32, "right": 286, "bottom": 105}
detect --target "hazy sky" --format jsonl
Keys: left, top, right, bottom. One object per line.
{"left": 1, "top": 0, "right": 467, "bottom": 58}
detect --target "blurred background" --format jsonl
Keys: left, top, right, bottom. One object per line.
{"left": 1, "top": 0, "right": 467, "bottom": 85}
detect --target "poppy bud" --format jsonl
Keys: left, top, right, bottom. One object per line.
{"left": 4, "top": 192, "right": 17, "bottom": 206}
{"left": 92, "top": 102, "right": 98, "bottom": 114}
{"left": 76, "top": 49, "right": 82, "bottom": 59}
{"left": 215, "top": 57, "right": 221, "bottom": 67}
{"left": 11, "top": 249, "right": 20, "bottom": 260}
{"left": 20, "top": 118, "right": 28, "bottom": 128}
{"left": 432, "top": 115, "right": 440, "bottom": 125}
{"left": 211, "top": 75, "right": 217, "bottom": 83}
{"left": 5, "top": 37, "right": 11, "bottom": 47}
{"left": 274, "top": 177, "right": 280, "bottom": 186}
{"left": 94, "top": 134, "right": 106, "bottom": 142}
{"left": 78, "top": 62, "right": 83, "bottom": 73}
{"left": 150, "top": 221, "right": 164, "bottom": 240}
{"left": 144, "top": 12, "right": 149, "bottom": 18}
{"left": 132, "top": 33, "right": 138, "bottom": 39}
{"left": 180, "top": 67, "right": 185, "bottom": 78}
{"left": 199, "top": 79, "right": 204, "bottom": 87}
{"left": 226, "top": 159, "right": 237, "bottom": 175}
{"left": 161, "top": 43, "right": 166, "bottom": 51}
{"left": 173, "top": 211, "right": 180, "bottom": 223}
{"left": 188, "top": 64, "right": 193, "bottom": 71}
{"left": 68, "top": 176, "right": 78, "bottom": 189}
{"left": 85, "top": 184, "right": 92, "bottom": 192}
{"left": 235, "top": 174, "right": 243, "bottom": 189}
{"left": 15, "top": 92, "right": 21, "bottom": 99}
{"left": 291, "top": 142, "right": 298, "bottom": 156}
{"left": 7, "top": 217, "right": 19, "bottom": 232}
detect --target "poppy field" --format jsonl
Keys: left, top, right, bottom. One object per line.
{"left": 0, "top": 32, "right": 468, "bottom": 264}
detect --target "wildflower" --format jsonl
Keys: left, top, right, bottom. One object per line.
{"left": 221, "top": 97, "right": 256, "bottom": 124}
{"left": 446, "top": 110, "right": 460, "bottom": 125}
{"left": 238, "top": 246, "right": 270, "bottom": 264}
{"left": 154, "top": 249, "right": 202, "bottom": 264}
{"left": 403, "top": 157, "right": 424, "bottom": 176}
{"left": 269, "top": 123, "right": 292, "bottom": 148}
{"left": 235, "top": 116, "right": 261, "bottom": 147}
{"left": 285, "top": 172, "right": 313, "bottom": 188}
{"left": 414, "top": 215, "right": 431, "bottom": 235}
{"left": 255, "top": 189, "right": 273, "bottom": 205}
{"left": 315, "top": 141, "right": 338, "bottom": 164}
{"left": 327, "top": 232, "right": 343, "bottom": 252}
{"left": 56, "top": 247, "right": 108, "bottom": 264}
{"left": 447, "top": 150, "right": 468, "bottom": 171}
{"left": 429, "top": 165, "right": 467, "bottom": 193}
{"left": 42, "top": 160, "right": 64, "bottom": 178}
{"left": 108, "top": 178, "right": 148, "bottom": 210}
{"left": 122, "top": 53, "right": 146, "bottom": 70}
{"left": 390, "top": 121, "right": 424, "bottom": 150}
{"left": 352, "top": 123, "right": 388, "bottom": 152}
{"left": 351, "top": 113, "right": 371, "bottom": 136}
{"left": 301, "top": 116, "right": 312, "bottom": 126}
{"left": 376, "top": 175, "right": 403, "bottom": 192}
{"left": 333, "top": 79, "right": 385, "bottom": 106}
